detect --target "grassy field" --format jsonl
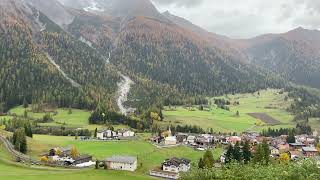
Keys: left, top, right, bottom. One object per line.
{"left": 0, "top": 132, "right": 222, "bottom": 180}
{"left": 9, "top": 106, "right": 90, "bottom": 127}
{"left": 6, "top": 106, "right": 129, "bottom": 130}
{"left": 163, "top": 89, "right": 295, "bottom": 132}
{"left": 28, "top": 134, "right": 222, "bottom": 174}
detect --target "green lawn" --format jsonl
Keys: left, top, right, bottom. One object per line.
{"left": 163, "top": 89, "right": 295, "bottom": 132}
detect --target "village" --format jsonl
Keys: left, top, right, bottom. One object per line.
{"left": 32, "top": 126, "right": 320, "bottom": 180}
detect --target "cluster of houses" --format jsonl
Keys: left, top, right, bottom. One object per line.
{"left": 41, "top": 147, "right": 94, "bottom": 167}
{"left": 96, "top": 129, "right": 135, "bottom": 140}
{"left": 150, "top": 128, "right": 215, "bottom": 150}
{"left": 220, "top": 131, "right": 320, "bottom": 163}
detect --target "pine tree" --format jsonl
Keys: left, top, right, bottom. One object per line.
{"left": 262, "top": 139, "right": 270, "bottom": 165}
{"left": 233, "top": 141, "right": 242, "bottom": 162}
{"left": 253, "top": 144, "right": 263, "bottom": 164}
{"left": 226, "top": 144, "right": 234, "bottom": 163}
{"left": 243, "top": 140, "right": 252, "bottom": 164}
{"left": 203, "top": 150, "right": 214, "bottom": 168}
{"left": 94, "top": 128, "right": 98, "bottom": 138}
{"left": 198, "top": 157, "right": 204, "bottom": 169}
{"left": 23, "top": 98, "right": 28, "bottom": 109}
{"left": 287, "top": 130, "right": 295, "bottom": 143}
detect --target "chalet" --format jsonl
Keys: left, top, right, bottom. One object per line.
{"left": 162, "top": 157, "right": 191, "bottom": 173}
{"left": 105, "top": 156, "right": 137, "bottom": 171}
{"left": 97, "top": 130, "right": 117, "bottom": 140}
{"left": 118, "top": 129, "right": 135, "bottom": 137}
{"left": 302, "top": 147, "right": 319, "bottom": 157}
{"left": 150, "top": 157, "right": 191, "bottom": 179}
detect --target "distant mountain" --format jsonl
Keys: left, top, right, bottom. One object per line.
{"left": 237, "top": 27, "right": 320, "bottom": 88}
{"left": 58, "top": 0, "right": 165, "bottom": 20}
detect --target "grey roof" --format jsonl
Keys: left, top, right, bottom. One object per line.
{"left": 105, "top": 156, "right": 137, "bottom": 164}
{"left": 302, "top": 147, "right": 318, "bottom": 152}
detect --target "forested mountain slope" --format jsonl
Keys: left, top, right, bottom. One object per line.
{"left": 0, "top": 0, "right": 120, "bottom": 111}
{"left": 236, "top": 27, "right": 320, "bottom": 89}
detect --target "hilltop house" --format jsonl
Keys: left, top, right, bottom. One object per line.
{"left": 105, "top": 156, "right": 137, "bottom": 171}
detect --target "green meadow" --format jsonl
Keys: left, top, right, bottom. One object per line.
{"left": 0, "top": 133, "right": 222, "bottom": 180}
{"left": 162, "top": 89, "right": 295, "bottom": 132}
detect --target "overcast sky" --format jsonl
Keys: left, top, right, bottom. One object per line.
{"left": 151, "top": 0, "right": 320, "bottom": 38}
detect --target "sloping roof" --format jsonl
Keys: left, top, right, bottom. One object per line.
{"left": 105, "top": 156, "right": 137, "bottom": 164}
{"left": 302, "top": 147, "right": 318, "bottom": 152}
{"left": 163, "top": 157, "right": 191, "bottom": 167}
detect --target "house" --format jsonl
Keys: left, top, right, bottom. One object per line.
{"left": 270, "top": 146, "right": 280, "bottom": 156}
{"left": 289, "top": 143, "right": 306, "bottom": 151}
{"left": 45, "top": 147, "right": 92, "bottom": 166}
{"left": 176, "top": 133, "right": 188, "bottom": 143}
{"left": 150, "top": 169, "right": 179, "bottom": 179}
{"left": 97, "top": 130, "right": 117, "bottom": 140}
{"left": 105, "top": 156, "right": 137, "bottom": 171}
{"left": 162, "top": 157, "right": 191, "bottom": 173}
{"left": 187, "top": 136, "right": 196, "bottom": 144}
{"left": 277, "top": 143, "right": 290, "bottom": 153}
{"left": 73, "top": 155, "right": 93, "bottom": 165}
{"left": 289, "top": 151, "right": 302, "bottom": 160}
{"left": 150, "top": 157, "right": 191, "bottom": 179}
{"left": 118, "top": 129, "right": 135, "bottom": 137}
{"left": 165, "top": 136, "right": 177, "bottom": 145}
{"left": 226, "top": 136, "right": 241, "bottom": 144}
{"left": 302, "top": 147, "right": 319, "bottom": 157}
{"left": 195, "top": 134, "right": 213, "bottom": 147}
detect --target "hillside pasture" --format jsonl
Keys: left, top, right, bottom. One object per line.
{"left": 163, "top": 89, "right": 295, "bottom": 132}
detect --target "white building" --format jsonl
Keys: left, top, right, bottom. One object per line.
{"left": 105, "top": 156, "right": 137, "bottom": 171}
{"left": 162, "top": 157, "right": 191, "bottom": 173}
{"left": 187, "top": 136, "right": 196, "bottom": 144}
{"left": 165, "top": 136, "right": 177, "bottom": 145}
{"left": 118, "top": 129, "right": 135, "bottom": 137}
{"left": 97, "top": 130, "right": 117, "bottom": 140}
